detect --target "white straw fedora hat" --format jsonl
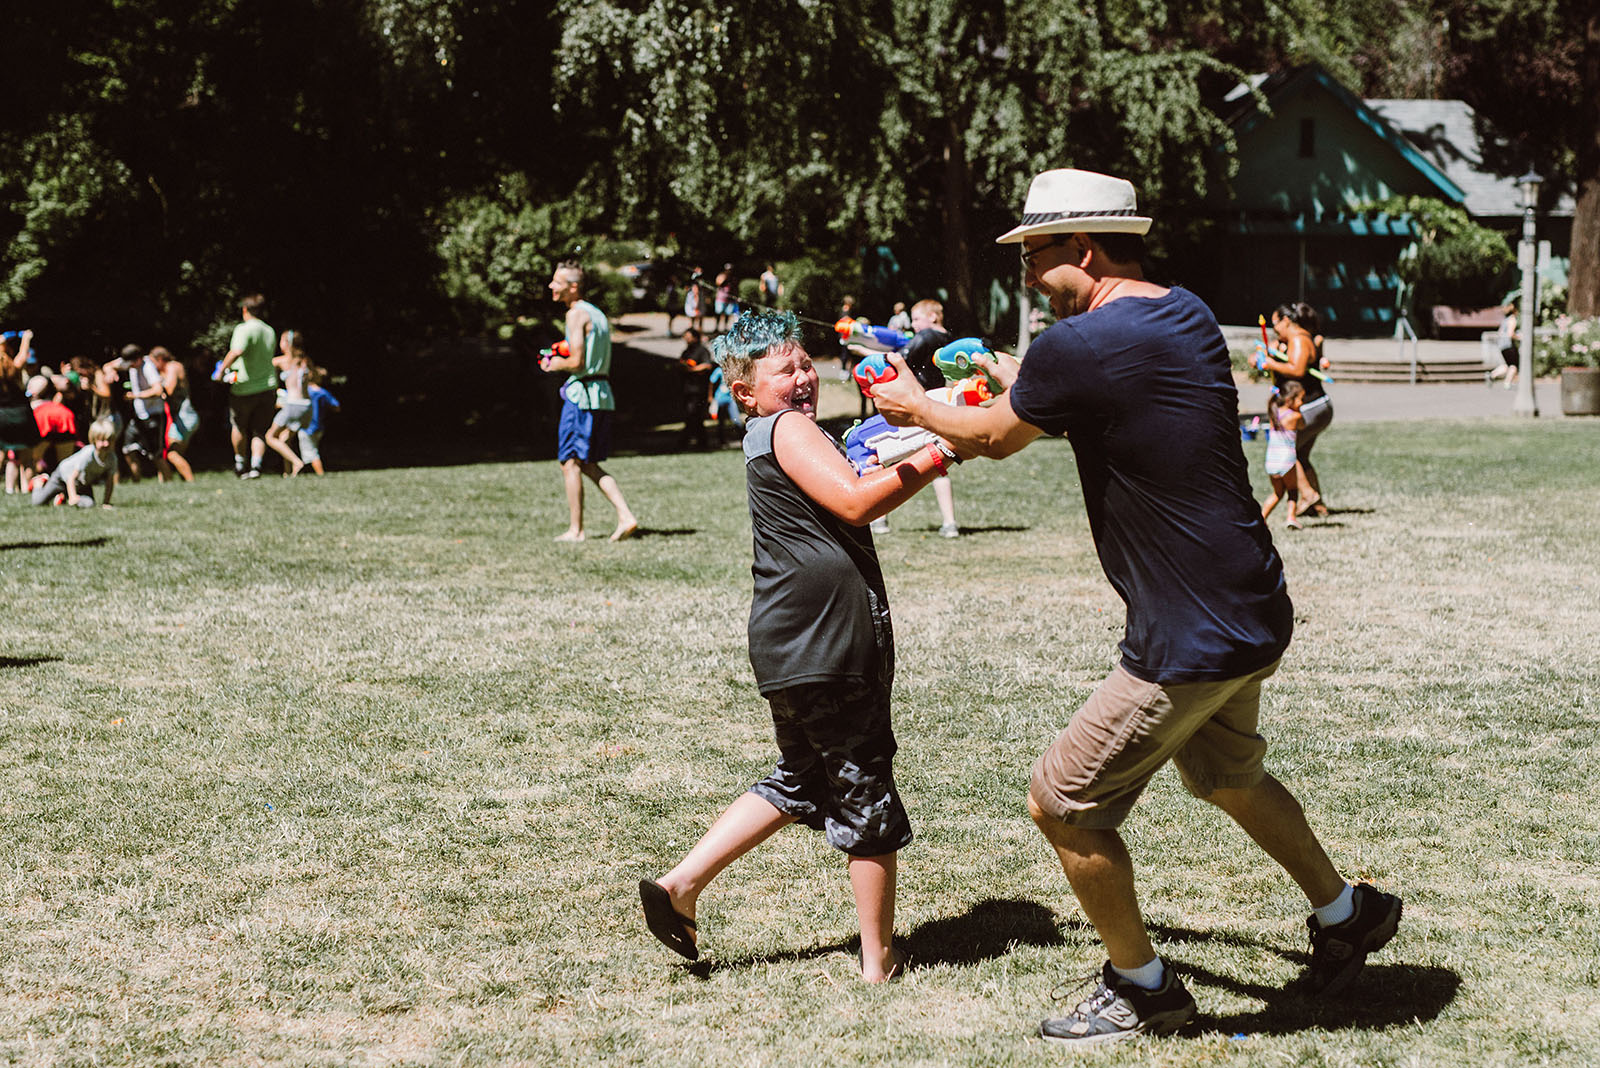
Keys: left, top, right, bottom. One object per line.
{"left": 995, "top": 168, "right": 1152, "bottom": 244}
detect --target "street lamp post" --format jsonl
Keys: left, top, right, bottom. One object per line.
{"left": 1513, "top": 169, "right": 1543, "bottom": 416}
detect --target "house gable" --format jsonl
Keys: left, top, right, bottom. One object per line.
{"left": 1225, "top": 65, "right": 1464, "bottom": 230}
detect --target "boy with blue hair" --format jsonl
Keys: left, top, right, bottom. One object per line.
{"left": 639, "top": 308, "right": 964, "bottom": 982}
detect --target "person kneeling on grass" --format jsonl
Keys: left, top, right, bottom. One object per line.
{"left": 32, "top": 416, "right": 118, "bottom": 508}
{"left": 639, "top": 307, "right": 964, "bottom": 983}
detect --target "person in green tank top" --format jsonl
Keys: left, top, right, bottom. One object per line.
{"left": 540, "top": 261, "right": 639, "bottom": 541}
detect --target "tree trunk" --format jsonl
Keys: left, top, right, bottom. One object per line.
{"left": 1568, "top": 11, "right": 1600, "bottom": 318}
{"left": 939, "top": 114, "right": 976, "bottom": 334}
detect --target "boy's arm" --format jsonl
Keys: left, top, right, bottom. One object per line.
{"left": 63, "top": 468, "right": 81, "bottom": 503}
{"left": 543, "top": 307, "right": 588, "bottom": 374}
{"left": 101, "top": 471, "right": 115, "bottom": 506}
{"left": 772, "top": 412, "right": 951, "bottom": 526}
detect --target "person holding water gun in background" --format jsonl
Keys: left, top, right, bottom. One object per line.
{"left": 1252, "top": 302, "right": 1332, "bottom": 518}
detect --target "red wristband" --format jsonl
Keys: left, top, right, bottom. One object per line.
{"left": 925, "top": 441, "right": 947, "bottom": 477}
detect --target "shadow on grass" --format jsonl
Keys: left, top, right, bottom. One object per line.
{"left": 903, "top": 898, "right": 1064, "bottom": 965}
{"left": 0, "top": 655, "right": 61, "bottom": 669}
{"left": 1146, "top": 922, "right": 1460, "bottom": 1035}
{"left": 0, "top": 536, "right": 111, "bottom": 552}
{"left": 683, "top": 897, "right": 1062, "bottom": 979}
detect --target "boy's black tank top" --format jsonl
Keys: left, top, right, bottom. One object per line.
{"left": 742, "top": 410, "right": 893, "bottom": 694}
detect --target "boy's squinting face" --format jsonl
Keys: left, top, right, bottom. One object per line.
{"left": 741, "top": 343, "right": 818, "bottom": 420}
{"left": 91, "top": 437, "right": 115, "bottom": 456}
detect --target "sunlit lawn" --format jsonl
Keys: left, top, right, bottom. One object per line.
{"left": 1, "top": 417, "right": 1596, "bottom": 1066}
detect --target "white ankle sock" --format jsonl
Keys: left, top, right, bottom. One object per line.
{"left": 1112, "top": 957, "right": 1166, "bottom": 990}
{"left": 1314, "top": 883, "right": 1356, "bottom": 927}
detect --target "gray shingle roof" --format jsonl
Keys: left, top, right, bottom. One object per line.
{"left": 1365, "top": 99, "right": 1574, "bottom": 218}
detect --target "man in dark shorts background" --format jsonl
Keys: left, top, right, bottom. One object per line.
{"left": 870, "top": 167, "right": 1402, "bottom": 1046}
{"left": 217, "top": 293, "right": 278, "bottom": 479}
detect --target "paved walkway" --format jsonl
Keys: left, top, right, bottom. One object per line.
{"left": 615, "top": 312, "right": 1572, "bottom": 423}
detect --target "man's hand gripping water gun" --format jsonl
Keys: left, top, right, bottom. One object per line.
{"left": 843, "top": 338, "right": 1011, "bottom": 471}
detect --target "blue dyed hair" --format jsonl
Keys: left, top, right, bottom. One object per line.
{"left": 711, "top": 307, "right": 802, "bottom": 384}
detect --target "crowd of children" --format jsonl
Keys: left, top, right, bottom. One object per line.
{"left": 1, "top": 314, "right": 340, "bottom": 507}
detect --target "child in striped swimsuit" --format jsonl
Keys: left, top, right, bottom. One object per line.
{"left": 1260, "top": 380, "right": 1305, "bottom": 530}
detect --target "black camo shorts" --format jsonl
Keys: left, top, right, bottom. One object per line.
{"left": 749, "top": 677, "right": 913, "bottom": 857}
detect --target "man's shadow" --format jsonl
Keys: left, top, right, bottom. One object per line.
{"left": 1143, "top": 921, "right": 1457, "bottom": 1035}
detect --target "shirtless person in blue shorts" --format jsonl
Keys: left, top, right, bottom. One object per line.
{"left": 541, "top": 261, "right": 639, "bottom": 542}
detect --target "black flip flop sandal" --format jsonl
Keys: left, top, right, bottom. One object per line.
{"left": 639, "top": 879, "right": 699, "bottom": 961}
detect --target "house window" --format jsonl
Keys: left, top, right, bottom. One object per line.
{"left": 1299, "top": 118, "right": 1315, "bottom": 158}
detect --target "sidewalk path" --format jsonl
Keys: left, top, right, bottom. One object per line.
{"left": 615, "top": 312, "right": 1573, "bottom": 424}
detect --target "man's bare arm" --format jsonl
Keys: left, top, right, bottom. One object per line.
{"left": 870, "top": 353, "right": 1043, "bottom": 459}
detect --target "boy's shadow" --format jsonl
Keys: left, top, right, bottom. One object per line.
{"left": 687, "top": 897, "right": 1060, "bottom": 978}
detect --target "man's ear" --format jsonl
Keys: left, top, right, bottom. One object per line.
{"left": 730, "top": 378, "right": 755, "bottom": 409}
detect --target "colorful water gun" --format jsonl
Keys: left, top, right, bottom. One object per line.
{"left": 851, "top": 351, "right": 899, "bottom": 392}
{"left": 1253, "top": 315, "right": 1331, "bottom": 381}
{"left": 539, "top": 339, "right": 571, "bottom": 370}
{"left": 843, "top": 414, "right": 940, "bottom": 470}
{"left": 932, "top": 337, "right": 1002, "bottom": 396}
{"left": 835, "top": 317, "right": 910, "bottom": 353}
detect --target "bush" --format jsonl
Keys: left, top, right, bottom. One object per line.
{"left": 1535, "top": 316, "right": 1600, "bottom": 375}
{"left": 1414, "top": 232, "right": 1515, "bottom": 311}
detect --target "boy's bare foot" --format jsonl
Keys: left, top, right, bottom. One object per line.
{"left": 554, "top": 529, "right": 585, "bottom": 542}
{"left": 610, "top": 519, "right": 639, "bottom": 542}
{"left": 1297, "top": 490, "right": 1321, "bottom": 514}
{"left": 860, "top": 943, "right": 908, "bottom": 983}
{"left": 289, "top": 461, "right": 305, "bottom": 477}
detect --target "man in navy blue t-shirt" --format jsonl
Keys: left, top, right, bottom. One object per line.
{"left": 870, "top": 169, "right": 1402, "bottom": 1046}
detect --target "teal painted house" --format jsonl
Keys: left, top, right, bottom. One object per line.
{"left": 1200, "top": 65, "right": 1465, "bottom": 334}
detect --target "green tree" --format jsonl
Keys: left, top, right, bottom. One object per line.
{"left": 1435, "top": 0, "right": 1600, "bottom": 318}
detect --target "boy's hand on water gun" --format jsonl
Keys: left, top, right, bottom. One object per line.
{"left": 1251, "top": 342, "right": 1269, "bottom": 370}
{"left": 851, "top": 351, "right": 899, "bottom": 392}
{"left": 539, "top": 340, "right": 571, "bottom": 371}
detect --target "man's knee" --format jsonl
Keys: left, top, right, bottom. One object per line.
{"left": 1027, "top": 783, "right": 1073, "bottom": 843}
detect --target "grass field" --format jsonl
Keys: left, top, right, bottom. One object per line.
{"left": 2, "top": 418, "right": 1597, "bottom": 1067}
